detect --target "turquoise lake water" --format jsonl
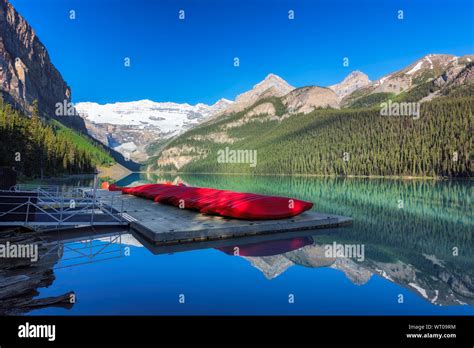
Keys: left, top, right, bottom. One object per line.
{"left": 25, "top": 173, "right": 473, "bottom": 315}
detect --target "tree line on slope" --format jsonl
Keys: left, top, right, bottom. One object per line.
{"left": 0, "top": 98, "right": 114, "bottom": 177}
{"left": 168, "top": 96, "right": 472, "bottom": 177}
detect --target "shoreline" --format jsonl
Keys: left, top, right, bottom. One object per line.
{"left": 145, "top": 171, "right": 473, "bottom": 181}
{"left": 18, "top": 163, "right": 132, "bottom": 185}
{"left": 18, "top": 170, "right": 473, "bottom": 184}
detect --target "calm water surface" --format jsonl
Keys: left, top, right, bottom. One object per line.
{"left": 8, "top": 174, "right": 473, "bottom": 315}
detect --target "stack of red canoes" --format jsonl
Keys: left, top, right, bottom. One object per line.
{"left": 109, "top": 183, "right": 313, "bottom": 220}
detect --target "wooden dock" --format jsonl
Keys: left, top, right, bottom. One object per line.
{"left": 98, "top": 190, "right": 352, "bottom": 245}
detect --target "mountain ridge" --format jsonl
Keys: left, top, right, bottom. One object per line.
{"left": 147, "top": 53, "right": 473, "bottom": 177}
{"left": 76, "top": 54, "right": 472, "bottom": 166}
{"left": 329, "top": 70, "right": 371, "bottom": 100}
{"left": 216, "top": 73, "right": 295, "bottom": 116}
{"left": 341, "top": 54, "right": 474, "bottom": 107}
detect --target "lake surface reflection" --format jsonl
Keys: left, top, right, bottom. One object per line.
{"left": 2, "top": 174, "right": 472, "bottom": 315}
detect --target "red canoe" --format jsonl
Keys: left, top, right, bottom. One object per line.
{"left": 111, "top": 183, "right": 313, "bottom": 220}
{"left": 217, "top": 236, "right": 313, "bottom": 257}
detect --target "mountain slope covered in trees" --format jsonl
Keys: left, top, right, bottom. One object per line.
{"left": 0, "top": 99, "right": 114, "bottom": 177}
{"left": 147, "top": 54, "right": 474, "bottom": 177}
{"left": 149, "top": 95, "right": 473, "bottom": 177}
{"left": 149, "top": 54, "right": 473, "bottom": 178}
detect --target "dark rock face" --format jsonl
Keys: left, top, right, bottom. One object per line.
{"left": 0, "top": 0, "right": 86, "bottom": 132}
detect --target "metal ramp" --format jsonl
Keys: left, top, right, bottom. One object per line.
{"left": 0, "top": 184, "right": 128, "bottom": 230}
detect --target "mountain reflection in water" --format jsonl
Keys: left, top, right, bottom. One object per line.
{"left": 213, "top": 232, "right": 473, "bottom": 306}
{"left": 1, "top": 173, "right": 472, "bottom": 315}
{"left": 117, "top": 173, "right": 474, "bottom": 308}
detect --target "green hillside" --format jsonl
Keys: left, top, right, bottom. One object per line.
{"left": 0, "top": 99, "right": 114, "bottom": 177}
{"left": 150, "top": 96, "right": 473, "bottom": 177}
{"left": 348, "top": 92, "right": 395, "bottom": 108}
{"left": 52, "top": 120, "right": 114, "bottom": 167}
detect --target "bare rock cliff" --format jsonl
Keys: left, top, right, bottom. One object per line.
{"left": 283, "top": 86, "right": 340, "bottom": 114}
{"left": 0, "top": 0, "right": 86, "bottom": 131}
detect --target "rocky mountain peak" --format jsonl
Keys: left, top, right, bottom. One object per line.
{"left": 329, "top": 71, "right": 371, "bottom": 100}
{"left": 238, "top": 73, "right": 295, "bottom": 101}
{"left": 283, "top": 86, "right": 340, "bottom": 114}
{"left": 346, "top": 70, "right": 369, "bottom": 81}
{"left": 211, "top": 98, "right": 234, "bottom": 110}
{"left": 252, "top": 73, "right": 295, "bottom": 95}
{"left": 401, "top": 54, "right": 457, "bottom": 76}
{"left": 370, "top": 54, "right": 463, "bottom": 95}
{"left": 219, "top": 74, "right": 294, "bottom": 115}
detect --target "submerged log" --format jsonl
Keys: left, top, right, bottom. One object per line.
{"left": 12, "top": 291, "right": 75, "bottom": 311}
{"left": 0, "top": 227, "right": 75, "bottom": 315}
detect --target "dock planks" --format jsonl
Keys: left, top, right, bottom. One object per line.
{"left": 97, "top": 190, "right": 352, "bottom": 245}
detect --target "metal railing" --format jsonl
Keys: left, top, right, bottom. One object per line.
{"left": 0, "top": 184, "right": 128, "bottom": 229}
{"left": 38, "top": 233, "right": 128, "bottom": 269}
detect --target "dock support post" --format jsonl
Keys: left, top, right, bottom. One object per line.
{"left": 25, "top": 196, "right": 30, "bottom": 226}
{"left": 91, "top": 170, "right": 98, "bottom": 225}
{"left": 59, "top": 191, "right": 63, "bottom": 228}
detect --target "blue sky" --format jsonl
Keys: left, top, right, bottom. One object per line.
{"left": 10, "top": 0, "right": 474, "bottom": 105}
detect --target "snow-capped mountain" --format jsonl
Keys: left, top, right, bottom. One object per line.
{"left": 77, "top": 54, "right": 473, "bottom": 163}
{"left": 371, "top": 54, "right": 463, "bottom": 93}
{"left": 75, "top": 98, "right": 233, "bottom": 161}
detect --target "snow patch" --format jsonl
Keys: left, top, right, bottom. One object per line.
{"left": 406, "top": 61, "right": 424, "bottom": 75}
{"left": 375, "top": 268, "right": 393, "bottom": 281}
{"left": 431, "top": 290, "right": 439, "bottom": 304}
{"left": 424, "top": 56, "right": 434, "bottom": 69}
{"left": 75, "top": 99, "right": 233, "bottom": 133}
{"left": 377, "top": 74, "right": 391, "bottom": 86}
{"left": 408, "top": 282, "right": 428, "bottom": 299}
{"left": 114, "top": 141, "right": 137, "bottom": 152}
